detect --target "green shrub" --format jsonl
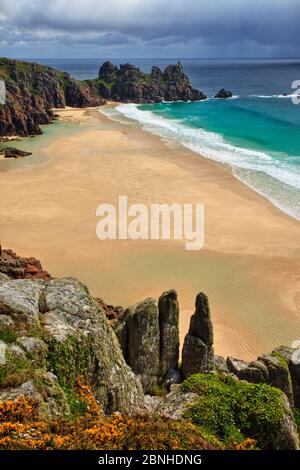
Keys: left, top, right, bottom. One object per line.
{"left": 182, "top": 373, "right": 288, "bottom": 449}
{"left": 0, "top": 327, "right": 18, "bottom": 344}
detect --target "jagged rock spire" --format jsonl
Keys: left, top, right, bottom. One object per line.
{"left": 181, "top": 293, "right": 214, "bottom": 379}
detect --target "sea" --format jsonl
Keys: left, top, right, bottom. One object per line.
{"left": 33, "top": 58, "right": 300, "bottom": 220}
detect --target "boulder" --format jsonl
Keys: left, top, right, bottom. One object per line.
{"left": 181, "top": 293, "right": 214, "bottom": 379}
{"left": 40, "top": 278, "right": 145, "bottom": 413}
{"left": 0, "top": 279, "right": 45, "bottom": 329}
{"left": 155, "top": 384, "right": 199, "bottom": 419}
{"left": 1, "top": 148, "right": 32, "bottom": 159}
{"left": 215, "top": 88, "right": 233, "bottom": 99}
{"left": 258, "top": 353, "right": 294, "bottom": 405}
{"left": 213, "top": 355, "right": 229, "bottom": 373}
{"left": 227, "top": 356, "right": 269, "bottom": 383}
{"left": 0, "top": 277, "right": 144, "bottom": 416}
{"left": 271, "top": 346, "right": 300, "bottom": 407}
{"left": 0, "top": 372, "right": 70, "bottom": 419}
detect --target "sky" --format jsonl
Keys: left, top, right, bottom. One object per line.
{"left": 0, "top": 0, "right": 299, "bottom": 59}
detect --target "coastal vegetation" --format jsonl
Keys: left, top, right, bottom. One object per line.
{"left": 0, "top": 245, "right": 299, "bottom": 450}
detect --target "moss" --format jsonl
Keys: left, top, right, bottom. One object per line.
{"left": 61, "top": 384, "right": 89, "bottom": 417}
{"left": 0, "top": 326, "right": 18, "bottom": 344}
{"left": 151, "top": 383, "right": 168, "bottom": 397}
{"left": 47, "top": 335, "right": 95, "bottom": 389}
{"left": 45, "top": 335, "right": 96, "bottom": 419}
{"left": 0, "top": 350, "right": 35, "bottom": 388}
{"left": 294, "top": 408, "right": 300, "bottom": 435}
{"left": 270, "top": 351, "right": 290, "bottom": 369}
{"left": 182, "top": 373, "right": 288, "bottom": 449}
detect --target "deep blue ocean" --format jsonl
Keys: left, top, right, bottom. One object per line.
{"left": 32, "top": 58, "right": 300, "bottom": 219}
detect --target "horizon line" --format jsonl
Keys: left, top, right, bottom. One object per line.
{"left": 10, "top": 57, "right": 300, "bottom": 61}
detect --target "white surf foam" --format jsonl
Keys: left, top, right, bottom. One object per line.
{"left": 107, "top": 104, "right": 300, "bottom": 220}
{"left": 249, "top": 94, "right": 300, "bottom": 99}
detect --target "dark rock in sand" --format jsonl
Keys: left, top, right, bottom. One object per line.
{"left": 1, "top": 148, "right": 32, "bottom": 159}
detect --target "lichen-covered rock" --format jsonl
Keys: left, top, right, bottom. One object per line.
{"left": 0, "top": 273, "right": 10, "bottom": 283}
{"left": 182, "top": 334, "right": 209, "bottom": 379}
{"left": 258, "top": 353, "right": 294, "bottom": 405}
{"left": 158, "top": 289, "right": 180, "bottom": 378}
{"left": 118, "top": 298, "right": 160, "bottom": 394}
{"left": 155, "top": 384, "right": 199, "bottom": 419}
{"left": 227, "top": 356, "right": 269, "bottom": 383}
{"left": 213, "top": 355, "right": 229, "bottom": 373}
{"left": 0, "top": 279, "right": 45, "bottom": 329}
{"left": 0, "top": 372, "right": 70, "bottom": 419}
{"left": 40, "top": 278, "right": 144, "bottom": 414}
{"left": 0, "top": 340, "right": 7, "bottom": 365}
{"left": 115, "top": 291, "right": 181, "bottom": 393}
{"left": 17, "top": 336, "right": 48, "bottom": 366}
{"left": 181, "top": 293, "right": 214, "bottom": 379}
{"left": 0, "top": 277, "right": 144, "bottom": 417}
{"left": 144, "top": 395, "right": 164, "bottom": 414}
{"left": 273, "top": 346, "right": 300, "bottom": 408}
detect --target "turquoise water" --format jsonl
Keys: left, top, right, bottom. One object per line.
{"left": 0, "top": 120, "right": 82, "bottom": 172}
{"left": 115, "top": 97, "right": 300, "bottom": 220}
{"left": 18, "top": 59, "right": 300, "bottom": 219}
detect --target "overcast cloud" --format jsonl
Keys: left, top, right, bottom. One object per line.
{"left": 0, "top": 0, "right": 299, "bottom": 58}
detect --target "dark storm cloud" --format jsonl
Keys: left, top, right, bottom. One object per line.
{"left": 0, "top": 0, "right": 299, "bottom": 57}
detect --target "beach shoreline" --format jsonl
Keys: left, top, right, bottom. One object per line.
{"left": 0, "top": 105, "right": 299, "bottom": 360}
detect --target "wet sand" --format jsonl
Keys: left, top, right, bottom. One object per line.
{"left": 0, "top": 106, "right": 300, "bottom": 360}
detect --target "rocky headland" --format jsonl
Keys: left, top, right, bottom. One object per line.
{"left": 0, "top": 58, "right": 105, "bottom": 137}
{"left": 0, "top": 245, "right": 299, "bottom": 450}
{"left": 0, "top": 58, "right": 205, "bottom": 139}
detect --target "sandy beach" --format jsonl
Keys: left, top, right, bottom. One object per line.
{"left": 0, "top": 105, "right": 299, "bottom": 360}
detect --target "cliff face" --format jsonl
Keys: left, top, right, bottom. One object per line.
{"left": 0, "top": 58, "right": 105, "bottom": 137}
{"left": 88, "top": 61, "right": 206, "bottom": 103}
{"left": 0, "top": 58, "right": 206, "bottom": 137}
